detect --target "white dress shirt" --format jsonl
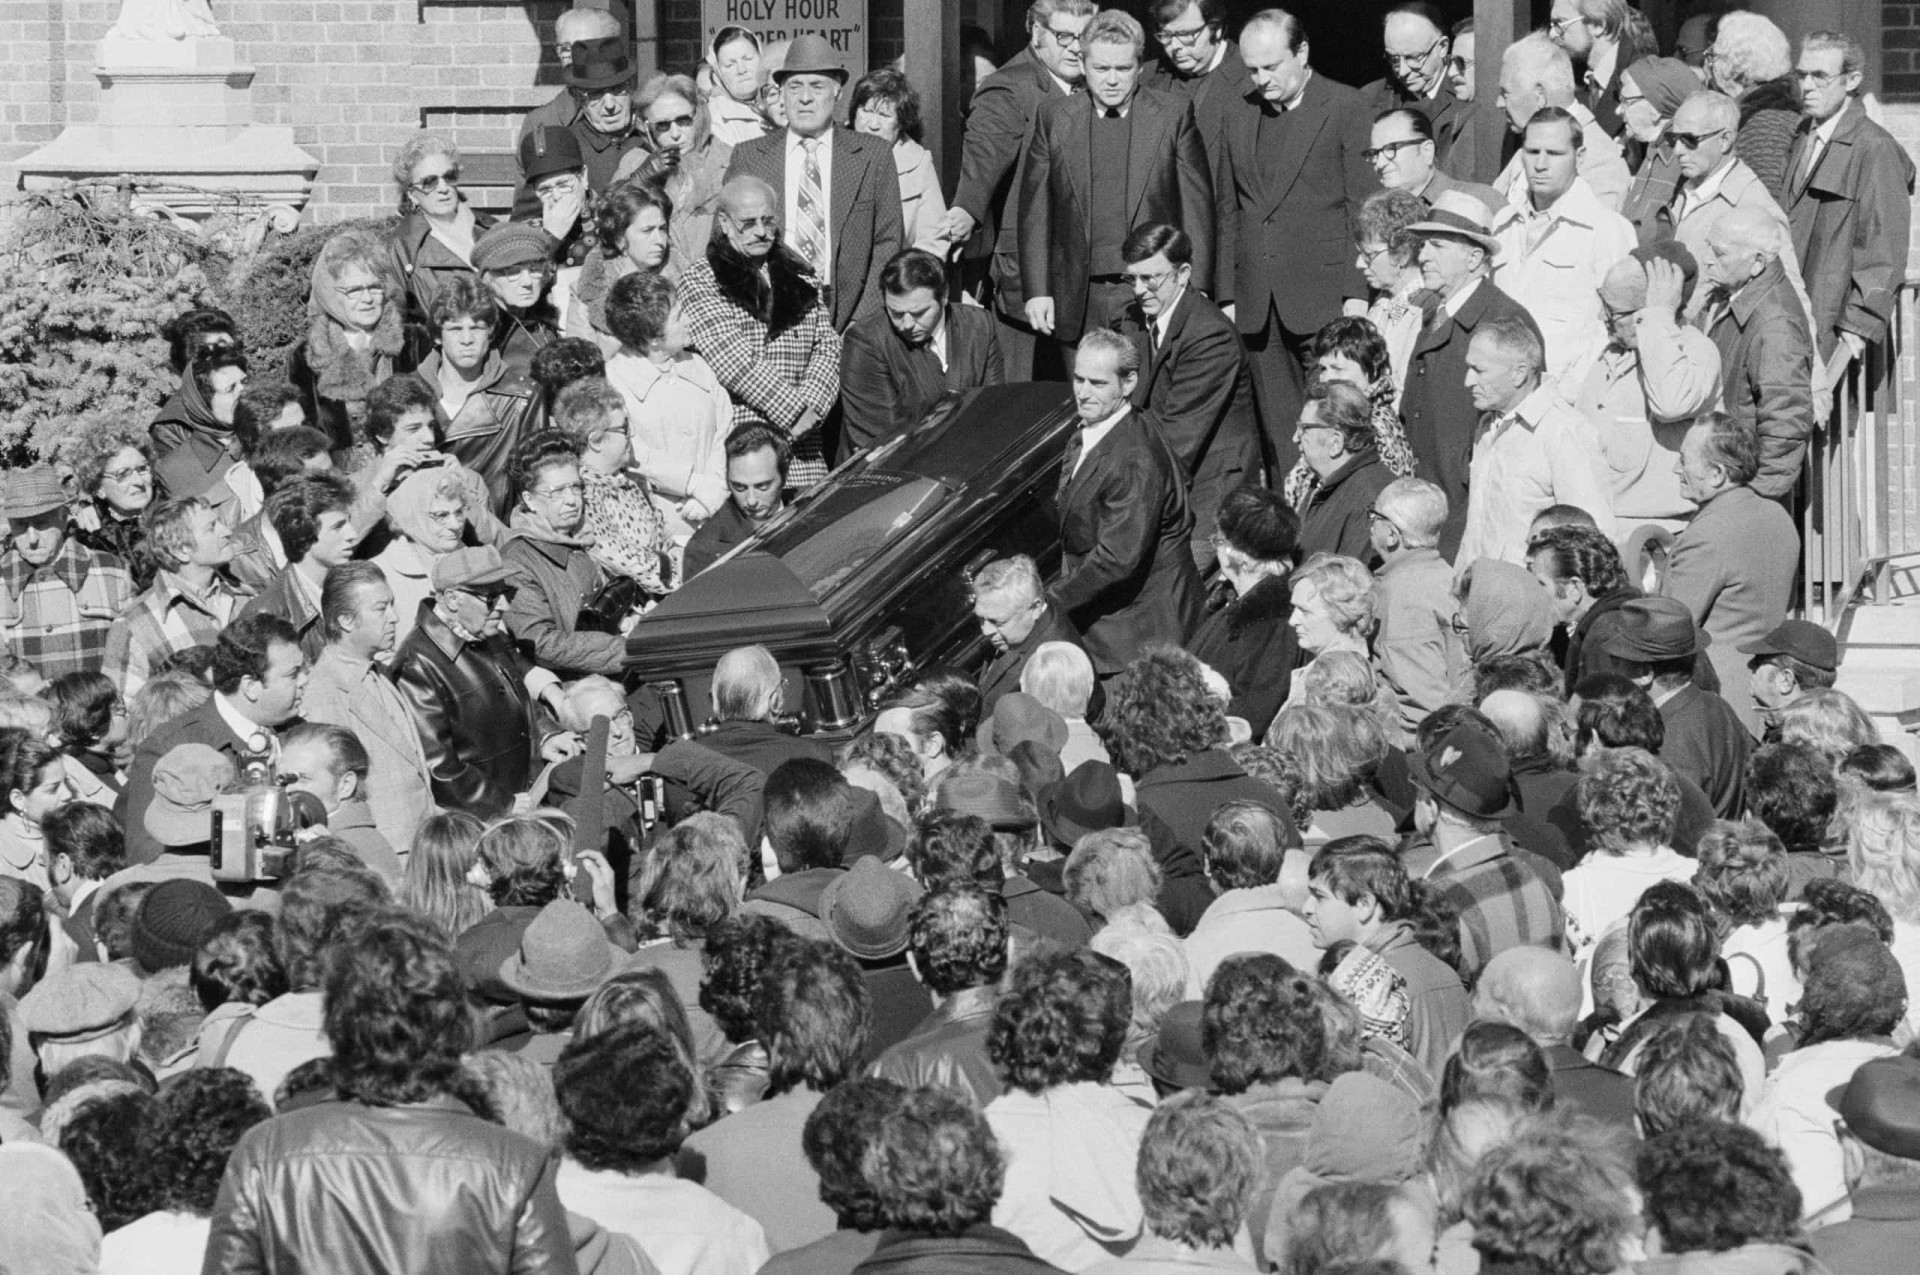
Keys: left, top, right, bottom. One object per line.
{"left": 783, "top": 126, "right": 834, "bottom": 280}
{"left": 1071, "top": 404, "right": 1131, "bottom": 479}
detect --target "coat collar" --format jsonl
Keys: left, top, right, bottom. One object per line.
{"left": 704, "top": 236, "right": 822, "bottom": 336}
{"left": 1137, "top": 747, "right": 1244, "bottom": 790}
{"left": 1727, "top": 257, "right": 1793, "bottom": 326}
{"left": 1, "top": 536, "right": 95, "bottom": 597}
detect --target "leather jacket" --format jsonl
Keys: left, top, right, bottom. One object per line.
{"left": 871, "top": 986, "right": 1003, "bottom": 1108}
{"left": 390, "top": 598, "right": 542, "bottom": 820}
{"left": 202, "top": 1096, "right": 578, "bottom": 1275}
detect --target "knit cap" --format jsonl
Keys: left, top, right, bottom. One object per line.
{"left": 132, "top": 878, "right": 233, "bottom": 973}
{"left": 472, "top": 221, "right": 557, "bottom": 272}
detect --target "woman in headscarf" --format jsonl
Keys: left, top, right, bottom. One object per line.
{"left": 558, "top": 180, "right": 675, "bottom": 354}
{"left": 705, "top": 26, "right": 769, "bottom": 147}
{"left": 290, "top": 227, "right": 422, "bottom": 455}
{"left": 617, "top": 73, "right": 732, "bottom": 267}
{"left": 374, "top": 466, "right": 475, "bottom": 646}
{"left": 385, "top": 131, "right": 493, "bottom": 328}
{"left": 1618, "top": 55, "right": 1704, "bottom": 238}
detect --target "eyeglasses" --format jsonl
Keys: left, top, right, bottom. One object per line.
{"left": 1124, "top": 267, "right": 1177, "bottom": 291}
{"left": 1670, "top": 127, "right": 1728, "bottom": 150}
{"left": 532, "top": 482, "right": 584, "bottom": 500}
{"left": 410, "top": 169, "right": 459, "bottom": 193}
{"left": 1548, "top": 16, "right": 1578, "bottom": 35}
{"left": 535, "top": 175, "right": 581, "bottom": 198}
{"left": 341, "top": 283, "right": 386, "bottom": 299}
{"left": 1386, "top": 37, "right": 1445, "bottom": 68}
{"left": 649, "top": 112, "right": 695, "bottom": 136}
{"left": 1044, "top": 25, "right": 1085, "bottom": 49}
{"left": 1363, "top": 138, "right": 1425, "bottom": 164}
{"left": 1157, "top": 22, "right": 1212, "bottom": 48}
{"left": 103, "top": 461, "right": 152, "bottom": 484}
{"left": 1796, "top": 68, "right": 1847, "bottom": 87}
{"left": 727, "top": 214, "right": 779, "bottom": 231}
{"left": 1356, "top": 242, "right": 1394, "bottom": 266}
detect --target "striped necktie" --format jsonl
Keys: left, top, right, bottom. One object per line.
{"left": 795, "top": 137, "right": 827, "bottom": 280}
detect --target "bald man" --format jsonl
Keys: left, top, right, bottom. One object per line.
{"left": 677, "top": 177, "right": 842, "bottom": 491}
{"left": 1473, "top": 945, "right": 1638, "bottom": 1135}
{"left": 700, "top": 644, "right": 834, "bottom": 777}
{"left": 1480, "top": 690, "right": 1578, "bottom": 825}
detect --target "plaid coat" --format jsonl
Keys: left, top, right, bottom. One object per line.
{"left": 1, "top": 539, "right": 135, "bottom": 681}
{"left": 101, "top": 569, "right": 246, "bottom": 696}
{"left": 678, "top": 238, "right": 840, "bottom": 490}
{"left": 1419, "top": 834, "right": 1566, "bottom": 983}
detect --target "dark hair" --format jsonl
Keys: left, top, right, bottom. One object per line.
{"left": 764, "top": 758, "right": 859, "bottom": 873}
{"left": 1523, "top": 104, "right": 1583, "bottom": 149}
{"left": 1308, "top": 316, "right": 1392, "bottom": 387}
{"left": 1138, "top": 1091, "right": 1262, "bottom": 1247}
{"left": 265, "top": 473, "right": 356, "bottom": 565}
{"left": 804, "top": 1076, "right": 911, "bottom": 1230}
{"left": 188, "top": 343, "right": 249, "bottom": 408}
{"left": 1440, "top": 1021, "right": 1554, "bottom": 1115}
{"left": 92, "top": 880, "right": 149, "bottom": 964}
{"left": 725, "top": 421, "right": 792, "bottom": 474}
{"left": 60, "top": 1090, "right": 159, "bottom": 1231}
{"left": 209, "top": 612, "right": 300, "bottom": 696}
{"left": 1636, "top": 1120, "right": 1801, "bottom": 1254}
{"left": 0, "top": 876, "right": 46, "bottom": 981}
{"left": 428, "top": 271, "right": 501, "bottom": 331}
{"left": 1202, "top": 800, "right": 1291, "bottom": 891}
{"left": 509, "top": 428, "right": 579, "bottom": 502}
{"left": 699, "top": 913, "right": 802, "bottom": 1042}
{"left": 324, "top": 908, "right": 472, "bottom": 1105}
{"left": 754, "top": 939, "right": 872, "bottom": 1094}
{"left": 555, "top": 1021, "right": 693, "bottom": 1170}
{"left": 231, "top": 380, "right": 302, "bottom": 456}
{"left": 879, "top": 671, "right": 983, "bottom": 764}
{"left": 41, "top": 802, "right": 123, "bottom": 883}
{"left": 319, "top": 560, "right": 390, "bottom": 645}
{"left": 841, "top": 729, "right": 927, "bottom": 815}
{"left": 1529, "top": 526, "right": 1628, "bottom": 600}
{"left": 1462, "top": 1121, "right": 1640, "bottom": 1275}
{"left": 911, "top": 808, "right": 1002, "bottom": 890}
{"left": 1474, "top": 653, "right": 1564, "bottom": 702}
{"left": 989, "top": 948, "right": 1130, "bottom": 1094}
{"left": 39, "top": 670, "right": 110, "bottom": 752}
{"left": 191, "top": 910, "right": 287, "bottom": 1012}
{"left": 864, "top": 1086, "right": 1005, "bottom": 1235}
{"left": 1629, "top": 881, "right": 1718, "bottom": 1000}
{"left": 1100, "top": 647, "right": 1226, "bottom": 776}
{"left": 1800, "top": 924, "right": 1908, "bottom": 1042}
{"left": 1841, "top": 743, "right": 1917, "bottom": 793}
{"left": 0, "top": 729, "right": 60, "bottom": 818}
{"left": 594, "top": 179, "right": 674, "bottom": 258}
{"left": 364, "top": 375, "right": 440, "bottom": 450}
{"left": 1375, "top": 105, "right": 1436, "bottom": 144}
{"left": 1121, "top": 222, "right": 1194, "bottom": 269}
{"left": 251, "top": 426, "right": 334, "bottom": 497}
{"left": 1202, "top": 953, "right": 1325, "bottom": 1094}
{"left": 278, "top": 866, "right": 390, "bottom": 991}
{"left": 1633, "top": 1014, "right": 1744, "bottom": 1138}
{"left": 164, "top": 307, "right": 239, "bottom": 374}
{"left": 878, "top": 247, "right": 949, "bottom": 301}
{"left": 147, "top": 1068, "right": 271, "bottom": 1215}
{"left": 1691, "top": 820, "right": 1789, "bottom": 928}
{"left": 605, "top": 269, "right": 676, "bottom": 352}
{"left": 1746, "top": 742, "right": 1839, "bottom": 855}
{"left": 1214, "top": 484, "right": 1299, "bottom": 565}
{"left": 848, "top": 67, "right": 924, "bottom": 141}
{"left": 1303, "top": 379, "right": 1376, "bottom": 452}
{"left": 1573, "top": 673, "right": 1664, "bottom": 754}
{"left": 1287, "top": 1182, "right": 1402, "bottom": 1275}
{"left": 908, "top": 882, "right": 1009, "bottom": 994}
{"left": 1789, "top": 878, "right": 1896, "bottom": 959}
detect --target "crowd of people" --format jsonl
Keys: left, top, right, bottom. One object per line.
{"left": 2, "top": 1, "right": 1920, "bottom": 1274}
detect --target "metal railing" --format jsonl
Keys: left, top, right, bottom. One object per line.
{"left": 1801, "top": 279, "right": 1916, "bottom": 627}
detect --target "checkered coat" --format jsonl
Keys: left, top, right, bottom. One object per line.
{"left": 1419, "top": 835, "right": 1567, "bottom": 983}
{"left": 101, "top": 570, "right": 246, "bottom": 696}
{"left": 678, "top": 237, "right": 840, "bottom": 490}
{"left": 0, "top": 539, "right": 134, "bottom": 681}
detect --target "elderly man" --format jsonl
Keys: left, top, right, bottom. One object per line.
{"left": 1053, "top": 328, "right": 1205, "bottom": 675}
{"left": 1812, "top": 1056, "right": 1920, "bottom": 1271}
{"left": 725, "top": 34, "right": 903, "bottom": 332}
{"left": 1140, "top": 0, "right": 1251, "bottom": 172}
{"left": 703, "top": 644, "right": 834, "bottom": 776}
{"left": 1741, "top": 618, "right": 1839, "bottom": 729}
{"left": 1458, "top": 316, "right": 1614, "bottom": 569}
{"left": 516, "top": 6, "right": 623, "bottom": 150}
{"left": 1019, "top": 8, "right": 1213, "bottom": 366}
{"left": 1697, "top": 207, "right": 1816, "bottom": 501}
{"left": 1665, "top": 413, "right": 1797, "bottom": 740}
{"left": 1493, "top": 32, "right": 1630, "bottom": 212}
{"left": 1399, "top": 191, "right": 1540, "bottom": 558}
{"left": 840, "top": 248, "right": 1005, "bottom": 460}
{"left": 1294, "top": 381, "right": 1392, "bottom": 563}
{"left": 0, "top": 466, "right": 135, "bottom": 682}
{"left": 1597, "top": 596, "right": 1751, "bottom": 816}
{"left": 972, "top": 556, "right": 1083, "bottom": 714}
{"left": 1112, "top": 223, "right": 1261, "bottom": 570}
{"left": 1574, "top": 242, "right": 1723, "bottom": 538}
{"left": 102, "top": 497, "right": 243, "bottom": 697}
{"left": 517, "top": 126, "right": 594, "bottom": 267}
{"left": 1706, "top": 12, "right": 1801, "bottom": 203}
{"left": 1491, "top": 107, "right": 1637, "bottom": 391}
{"left": 512, "top": 32, "right": 645, "bottom": 220}
{"left": 679, "top": 175, "right": 841, "bottom": 491}
{"left": 1787, "top": 32, "right": 1917, "bottom": 388}
{"left": 1548, "top": 0, "right": 1641, "bottom": 140}
{"left": 1362, "top": 4, "right": 1467, "bottom": 165}
{"left": 1213, "top": 9, "right": 1375, "bottom": 474}
{"left": 947, "top": 0, "right": 1097, "bottom": 379}
{"left": 1474, "top": 945, "right": 1636, "bottom": 1133}
{"left": 472, "top": 222, "right": 560, "bottom": 376}
{"left": 1371, "top": 478, "right": 1470, "bottom": 728}
{"left": 1368, "top": 107, "right": 1503, "bottom": 217}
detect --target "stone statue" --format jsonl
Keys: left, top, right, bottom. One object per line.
{"left": 109, "top": 0, "right": 221, "bottom": 41}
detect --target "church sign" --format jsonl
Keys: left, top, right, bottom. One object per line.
{"left": 700, "top": 0, "right": 869, "bottom": 77}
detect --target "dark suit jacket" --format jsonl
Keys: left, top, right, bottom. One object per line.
{"left": 1113, "top": 289, "right": 1263, "bottom": 556}
{"left": 683, "top": 499, "right": 758, "bottom": 580}
{"left": 1399, "top": 278, "right": 1541, "bottom": 557}
{"left": 1053, "top": 408, "right": 1206, "bottom": 674}
{"left": 839, "top": 303, "right": 1006, "bottom": 460}
{"left": 1186, "top": 574, "right": 1296, "bottom": 738}
{"left": 1706, "top": 258, "right": 1815, "bottom": 500}
{"left": 1142, "top": 42, "right": 1253, "bottom": 181}
{"left": 1362, "top": 78, "right": 1469, "bottom": 170}
{"left": 977, "top": 604, "right": 1083, "bottom": 713}
{"left": 1215, "top": 71, "right": 1377, "bottom": 339}
{"left": 1018, "top": 86, "right": 1214, "bottom": 343}
{"left": 1659, "top": 684, "right": 1753, "bottom": 819}
{"left": 118, "top": 697, "right": 252, "bottom": 866}
{"left": 724, "top": 126, "right": 905, "bottom": 331}
{"left": 1545, "top": 1044, "right": 1638, "bottom": 1137}
{"left": 698, "top": 718, "right": 835, "bottom": 778}
{"left": 1786, "top": 102, "right": 1917, "bottom": 359}
{"left": 951, "top": 47, "right": 1075, "bottom": 310}
{"left": 1297, "top": 449, "right": 1393, "bottom": 564}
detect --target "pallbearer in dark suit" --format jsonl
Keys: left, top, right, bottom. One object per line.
{"left": 839, "top": 249, "right": 1007, "bottom": 462}
{"left": 1018, "top": 9, "right": 1213, "bottom": 373}
{"left": 1112, "top": 224, "right": 1262, "bottom": 571}
{"left": 1214, "top": 9, "right": 1377, "bottom": 478}
{"left": 1052, "top": 329, "right": 1206, "bottom": 677}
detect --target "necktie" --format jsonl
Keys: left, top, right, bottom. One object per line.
{"left": 1797, "top": 133, "right": 1824, "bottom": 195}
{"left": 795, "top": 137, "right": 827, "bottom": 280}
{"left": 1059, "top": 430, "right": 1085, "bottom": 496}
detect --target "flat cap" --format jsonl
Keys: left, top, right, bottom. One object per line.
{"left": 1738, "top": 618, "right": 1838, "bottom": 673}
{"left": 17, "top": 964, "right": 140, "bottom": 1042}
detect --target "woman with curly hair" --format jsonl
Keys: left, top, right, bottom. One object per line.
{"left": 1354, "top": 188, "right": 1431, "bottom": 400}
{"left": 66, "top": 427, "right": 158, "bottom": 586}
{"left": 1560, "top": 747, "right": 1693, "bottom": 957}
{"left": 384, "top": 131, "right": 493, "bottom": 327}
{"left": 289, "top": 228, "right": 423, "bottom": 453}
{"left": 983, "top": 948, "right": 1150, "bottom": 1270}
{"left": 1289, "top": 552, "right": 1376, "bottom": 703}
{"left": 559, "top": 177, "right": 678, "bottom": 352}
{"left": 1693, "top": 818, "right": 1797, "bottom": 1026}
{"left": 1458, "top": 1116, "right": 1641, "bottom": 1275}
{"left": 1269, "top": 704, "right": 1398, "bottom": 844}
{"left": 627, "top": 810, "right": 749, "bottom": 1060}
{"left": 1844, "top": 791, "right": 1920, "bottom": 1039}
{"left": 1099, "top": 646, "right": 1297, "bottom": 865}
{"left": 863, "top": 1088, "right": 1032, "bottom": 1265}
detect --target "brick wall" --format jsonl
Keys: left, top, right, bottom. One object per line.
{"left": 1888, "top": 0, "right": 1920, "bottom": 101}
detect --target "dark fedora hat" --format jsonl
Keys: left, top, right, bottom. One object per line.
{"left": 934, "top": 769, "right": 1036, "bottom": 832}
{"left": 772, "top": 33, "right": 849, "bottom": 83}
{"left": 1407, "top": 723, "right": 1517, "bottom": 821}
{"left": 1596, "top": 596, "right": 1703, "bottom": 662}
{"left": 821, "top": 856, "right": 924, "bottom": 960}
{"left": 1138, "top": 1001, "right": 1211, "bottom": 1091}
{"left": 1831, "top": 1055, "right": 1920, "bottom": 1161}
{"left": 566, "top": 35, "right": 636, "bottom": 91}
{"left": 846, "top": 785, "right": 908, "bottom": 865}
{"left": 1037, "top": 760, "right": 1135, "bottom": 849}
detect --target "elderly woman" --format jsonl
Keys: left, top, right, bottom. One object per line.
{"left": 1618, "top": 56, "right": 1704, "bottom": 233}
{"left": 705, "top": 26, "right": 768, "bottom": 147}
{"left": 1189, "top": 485, "right": 1301, "bottom": 740}
{"left": 1560, "top": 747, "right": 1695, "bottom": 957}
{"left": 1456, "top": 557, "right": 1557, "bottom": 673}
{"left": 67, "top": 428, "right": 157, "bottom": 587}
{"left": 385, "top": 131, "right": 492, "bottom": 327}
{"left": 1288, "top": 553, "right": 1376, "bottom": 703}
{"left": 471, "top": 221, "right": 561, "bottom": 378}
{"left": 1268, "top": 705, "right": 1398, "bottom": 845}
{"left": 984, "top": 949, "right": 1151, "bottom": 1271}
{"left": 551, "top": 378, "right": 672, "bottom": 596}
{"left": 1354, "top": 190, "right": 1431, "bottom": 402}
{"left": 616, "top": 75, "right": 732, "bottom": 266}
{"left": 560, "top": 180, "right": 676, "bottom": 353}
{"left": 1307, "top": 318, "right": 1417, "bottom": 484}
{"left": 373, "top": 466, "right": 474, "bottom": 645}
{"left": 1705, "top": 11, "right": 1802, "bottom": 202}
{"left": 291, "top": 228, "right": 421, "bottom": 454}
{"left": 697, "top": 912, "right": 796, "bottom": 1115}
{"left": 150, "top": 344, "right": 249, "bottom": 503}
{"left": 848, "top": 68, "right": 948, "bottom": 255}
{"left": 1063, "top": 827, "right": 1165, "bottom": 929}
{"left": 418, "top": 274, "right": 544, "bottom": 518}
{"left": 629, "top": 810, "right": 749, "bottom": 1064}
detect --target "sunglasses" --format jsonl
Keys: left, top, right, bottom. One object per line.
{"left": 411, "top": 169, "right": 459, "bottom": 193}
{"left": 650, "top": 113, "right": 696, "bottom": 136}
{"left": 1670, "top": 128, "right": 1727, "bottom": 150}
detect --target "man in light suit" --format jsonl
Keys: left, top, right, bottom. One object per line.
{"left": 722, "top": 34, "right": 903, "bottom": 333}
{"left": 947, "top": 0, "right": 1098, "bottom": 380}
{"left": 1786, "top": 31, "right": 1917, "bottom": 386}
{"left": 1362, "top": 3, "right": 1470, "bottom": 171}
{"left": 1213, "top": 8, "right": 1377, "bottom": 477}
{"left": 1111, "top": 223, "right": 1262, "bottom": 570}
{"left": 1052, "top": 329, "right": 1205, "bottom": 676}
{"left": 839, "top": 248, "right": 1006, "bottom": 461}
{"left": 1019, "top": 8, "right": 1213, "bottom": 374}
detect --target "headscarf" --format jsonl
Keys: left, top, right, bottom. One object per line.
{"left": 172, "top": 364, "right": 220, "bottom": 432}
{"left": 0, "top": 1143, "right": 103, "bottom": 1274}
{"left": 386, "top": 464, "right": 467, "bottom": 549}
{"left": 1622, "top": 56, "right": 1702, "bottom": 120}
{"left": 1462, "top": 558, "right": 1556, "bottom": 661}
{"left": 306, "top": 228, "right": 407, "bottom": 405}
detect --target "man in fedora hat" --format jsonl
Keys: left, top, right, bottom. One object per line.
{"left": 516, "top": 6, "right": 625, "bottom": 151}
{"left": 1, "top": 465, "right": 135, "bottom": 682}
{"left": 724, "top": 33, "right": 904, "bottom": 332}
{"left": 1596, "top": 594, "right": 1752, "bottom": 817}
{"left": 1398, "top": 190, "right": 1542, "bottom": 558}
{"left": 514, "top": 32, "right": 646, "bottom": 220}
